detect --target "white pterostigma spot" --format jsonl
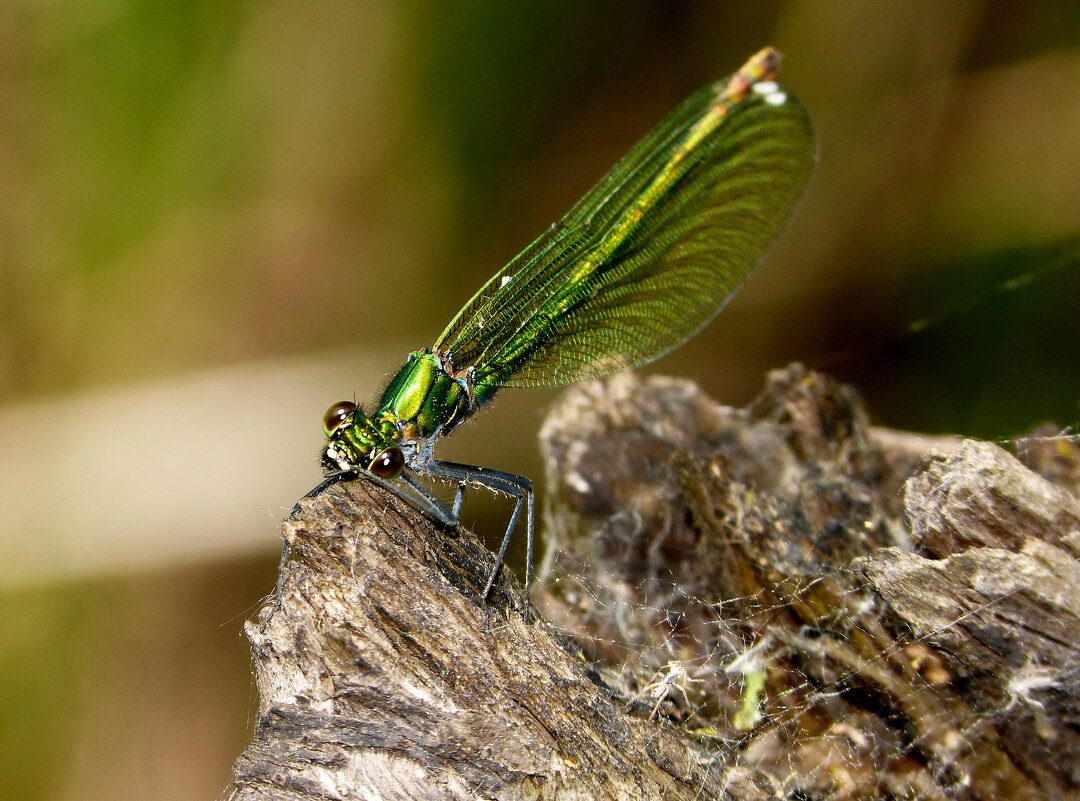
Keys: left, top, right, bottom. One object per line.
{"left": 752, "top": 81, "right": 787, "bottom": 106}
{"left": 499, "top": 274, "right": 513, "bottom": 288}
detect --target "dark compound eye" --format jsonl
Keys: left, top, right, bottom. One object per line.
{"left": 368, "top": 447, "right": 405, "bottom": 479}
{"left": 322, "top": 400, "right": 357, "bottom": 437}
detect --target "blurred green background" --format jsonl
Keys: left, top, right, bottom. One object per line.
{"left": 2, "top": 2, "right": 1078, "bottom": 798}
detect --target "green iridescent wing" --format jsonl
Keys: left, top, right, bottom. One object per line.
{"left": 433, "top": 48, "right": 814, "bottom": 396}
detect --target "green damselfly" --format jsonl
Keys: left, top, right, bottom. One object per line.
{"left": 298, "top": 47, "right": 814, "bottom": 599}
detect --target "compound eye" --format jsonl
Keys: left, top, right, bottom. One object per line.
{"left": 368, "top": 447, "right": 405, "bottom": 479}
{"left": 322, "top": 400, "right": 357, "bottom": 437}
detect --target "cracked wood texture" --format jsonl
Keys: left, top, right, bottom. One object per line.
{"left": 231, "top": 365, "right": 1080, "bottom": 800}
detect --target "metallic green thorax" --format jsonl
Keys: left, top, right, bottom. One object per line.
{"left": 377, "top": 350, "right": 474, "bottom": 439}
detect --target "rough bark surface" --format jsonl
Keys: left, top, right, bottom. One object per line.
{"left": 231, "top": 364, "right": 1080, "bottom": 800}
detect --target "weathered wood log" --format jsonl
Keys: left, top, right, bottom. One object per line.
{"left": 231, "top": 364, "right": 1080, "bottom": 800}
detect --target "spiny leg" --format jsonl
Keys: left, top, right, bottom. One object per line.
{"left": 422, "top": 460, "right": 534, "bottom": 599}
{"left": 463, "top": 465, "right": 536, "bottom": 591}
{"left": 395, "top": 470, "right": 457, "bottom": 526}
{"left": 289, "top": 470, "right": 356, "bottom": 518}
{"left": 281, "top": 462, "right": 530, "bottom": 607}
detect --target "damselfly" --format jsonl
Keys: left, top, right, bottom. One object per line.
{"left": 301, "top": 47, "right": 814, "bottom": 599}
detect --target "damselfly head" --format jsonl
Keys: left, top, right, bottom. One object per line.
{"left": 321, "top": 401, "right": 404, "bottom": 477}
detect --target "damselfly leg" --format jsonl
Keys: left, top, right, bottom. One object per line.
{"left": 420, "top": 460, "right": 535, "bottom": 599}
{"left": 279, "top": 463, "right": 532, "bottom": 604}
